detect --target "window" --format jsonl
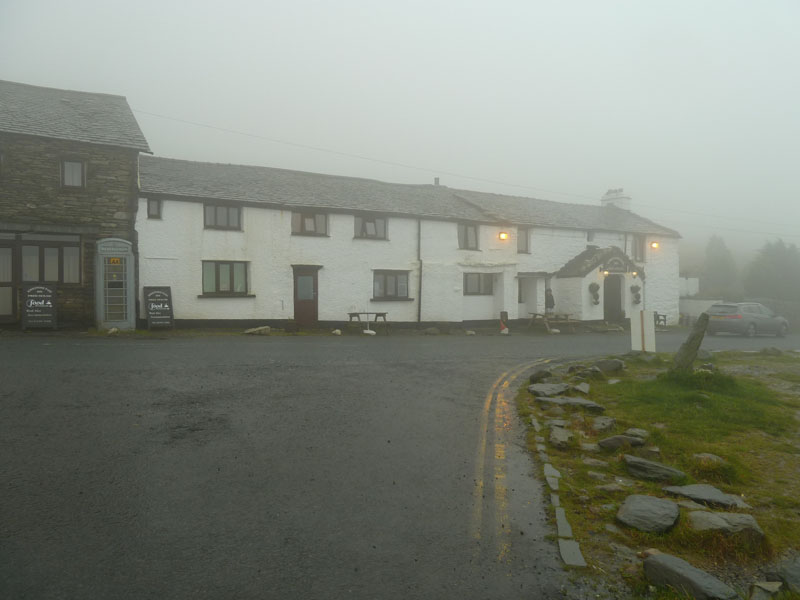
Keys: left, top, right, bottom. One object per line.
{"left": 61, "top": 160, "right": 85, "bottom": 188}
{"left": 463, "top": 273, "right": 493, "bottom": 295}
{"left": 292, "top": 211, "right": 327, "bottom": 236}
{"left": 632, "top": 235, "right": 646, "bottom": 262}
{"left": 204, "top": 204, "right": 241, "bottom": 230}
{"left": 19, "top": 236, "right": 81, "bottom": 284}
{"left": 373, "top": 270, "right": 409, "bottom": 300}
{"left": 147, "top": 199, "right": 162, "bottom": 219}
{"left": 355, "top": 216, "right": 387, "bottom": 239}
{"left": 202, "top": 261, "right": 248, "bottom": 295}
{"left": 517, "top": 228, "right": 529, "bottom": 253}
{"left": 458, "top": 223, "right": 478, "bottom": 250}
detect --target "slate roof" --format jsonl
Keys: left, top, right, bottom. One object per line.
{"left": 556, "top": 246, "right": 645, "bottom": 279}
{"left": 140, "top": 155, "right": 680, "bottom": 237}
{"left": 0, "top": 80, "right": 150, "bottom": 152}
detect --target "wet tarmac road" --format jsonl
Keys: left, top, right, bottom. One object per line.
{"left": 2, "top": 331, "right": 798, "bottom": 599}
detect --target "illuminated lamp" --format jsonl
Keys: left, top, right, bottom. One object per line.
{"left": 499, "top": 231, "right": 509, "bottom": 240}
{"left": 603, "top": 270, "right": 610, "bottom": 276}
{"left": 650, "top": 241, "right": 660, "bottom": 249}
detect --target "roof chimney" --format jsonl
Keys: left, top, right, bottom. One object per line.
{"left": 601, "top": 188, "right": 631, "bottom": 211}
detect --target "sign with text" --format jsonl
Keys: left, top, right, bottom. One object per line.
{"left": 22, "top": 285, "right": 57, "bottom": 329}
{"left": 143, "top": 286, "right": 174, "bottom": 330}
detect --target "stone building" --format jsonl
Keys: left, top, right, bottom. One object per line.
{"left": 0, "top": 80, "right": 150, "bottom": 327}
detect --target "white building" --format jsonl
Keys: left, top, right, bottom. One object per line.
{"left": 136, "top": 157, "right": 680, "bottom": 327}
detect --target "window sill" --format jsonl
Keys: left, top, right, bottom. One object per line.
{"left": 354, "top": 237, "right": 389, "bottom": 241}
{"left": 198, "top": 293, "right": 256, "bottom": 299}
{"left": 370, "top": 297, "right": 414, "bottom": 302}
{"left": 204, "top": 227, "right": 243, "bottom": 232}
{"left": 291, "top": 232, "right": 329, "bottom": 237}
{"left": 463, "top": 293, "right": 494, "bottom": 296}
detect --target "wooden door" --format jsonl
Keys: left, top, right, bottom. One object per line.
{"left": 293, "top": 266, "right": 319, "bottom": 326}
{"left": 603, "top": 274, "right": 624, "bottom": 322}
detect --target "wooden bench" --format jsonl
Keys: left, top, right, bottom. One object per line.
{"left": 528, "top": 312, "right": 578, "bottom": 333}
{"left": 347, "top": 312, "right": 389, "bottom": 334}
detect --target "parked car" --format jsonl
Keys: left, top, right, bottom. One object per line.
{"left": 706, "top": 302, "right": 789, "bottom": 337}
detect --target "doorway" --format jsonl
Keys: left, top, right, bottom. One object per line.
{"left": 603, "top": 274, "right": 624, "bottom": 322}
{"left": 292, "top": 265, "right": 320, "bottom": 326}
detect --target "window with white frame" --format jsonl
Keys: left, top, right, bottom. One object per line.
{"left": 517, "top": 228, "right": 529, "bottom": 253}
{"left": 463, "top": 273, "right": 493, "bottom": 295}
{"left": 373, "top": 270, "right": 409, "bottom": 300}
{"left": 355, "top": 216, "right": 387, "bottom": 239}
{"left": 292, "top": 211, "right": 328, "bottom": 236}
{"left": 61, "top": 160, "right": 85, "bottom": 188}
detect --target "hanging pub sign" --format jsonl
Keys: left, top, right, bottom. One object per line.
{"left": 143, "top": 286, "right": 174, "bottom": 330}
{"left": 22, "top": 285, "right": 57, "bottom": 329}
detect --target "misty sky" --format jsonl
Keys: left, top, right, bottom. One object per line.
{"left": 2, "top": 0, "right": 799, "bottom": 263}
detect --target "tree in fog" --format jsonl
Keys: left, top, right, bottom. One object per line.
{"left": 744, "top": 239, "right": 800, "bottom": 301}
{"left": 701, "top": 235, "right": 739, "bottom": 299}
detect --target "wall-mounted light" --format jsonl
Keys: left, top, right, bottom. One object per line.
{"left": 498, "top": 231, "right": 509, "bottom": 241}
{"left": 650, "top": 241, "right": 660, "bottom": 249}
{"left": 603, "top": 270, "right": 610, "bottom": 276}
{"left": 632, "top": 271, "right": 638, "bottom": 278}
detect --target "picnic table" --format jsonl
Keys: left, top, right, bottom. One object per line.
{"left": 527, "top": 312, "right": 578, "bottom": 333}
{"left": 347, "top": 311, "right": 389, "bottom": 333}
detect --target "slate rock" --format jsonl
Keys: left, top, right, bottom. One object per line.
{"left": 678, "top": 499, "right": 709, "bottom": 511}
{"left": 555, "top": 507, "right": 573, "bottom": 538}
{"left": 550, "top": 493, "right": 560, "bottom": 507}
{"left": 530, "top": 417, "right": 541, "bottom": 432}
{"left": 642, "top": 446, "right": 661, "bottom": 460}
{"left": 534, "top": 396, "right": 605, "bottom": 413}
{"left": 529, "top": 368, "right": 553, "bottom": 384}
{"left": 644, "top": 553, "right": 738, "bottom": 600}
{"left": 582, "top": 457, "right": 607, "bottom": 467}
{"left": 774, "top": 555, "right": 800, "bottom": 593}
{"left": 598, "top": 435, "right": 645, "bottom": 450}
{"left": 573, "top": 382, "right": 590, "bottom": 394}
{"left": 693, "top": 453, "right": 725, "bottom": 465}
{"left": 558, "top": 539, "right": 587, "bottom": 567}
{"left": 594, "top": 358, "right": 625, "bottom": 373}
{"left": 587, "top": 471, "right": 606, "bottom": 481}
{"left": 664, "top": 484, "right": 752, "bottom": 509}
{"left": 624, "top": 454, "right": 686, "bottom": 482}
{"left": 597, "top": 483, "right": 626, "bottom": 493}
{"left": 244, "top": 325, "right": 271, "bottom": 335}
{"left": 544, "top": 463, "right": 561, "bottom": 479}
{"left": 592, "top": 416, "right": 616, "bottom": 433}
{"left": 528, "top": 383, "right": 571, "bottom": 397}
{"left": 546, "top": 419, "right": 568, "bottom": 428}
{"left": 549, "top": 426, "right": 573, "bottom": 449}
{"left": 616, "top": 494, "right": 680, "bottom": 533}
{"left": 625, "top": 427, "right": 650, "bottom": 439}
{"left": 546, "top": 476, "right": 559, "bottom": 491}
{"left": 688, "top": 511, "right": 764, "bottom": 539}
{"left": 580, "top": 442, "right": 600, "bottom": 453}
{"left": 750, "top": 581, "right": 783, "bottom": 600}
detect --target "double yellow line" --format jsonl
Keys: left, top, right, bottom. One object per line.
{"left": 471, "top": 358, "right": 551, "bottom": 559}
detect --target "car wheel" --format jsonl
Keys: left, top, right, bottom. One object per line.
{"left": 777, "top": 323, "right": 788, "bottom": 338}
{"left": 744, "top": 323, "right": 756, "bottom": 337}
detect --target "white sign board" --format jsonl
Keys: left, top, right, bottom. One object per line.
{"left": 630, "top": 310, "right": 656, "bottom": 353}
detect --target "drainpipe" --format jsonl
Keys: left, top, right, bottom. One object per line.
{"left": 417, "top": 218, "right": 423, "bottom": 323}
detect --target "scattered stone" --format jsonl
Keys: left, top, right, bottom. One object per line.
{"left": 770, "top": 555, "right": 800, "bottom": 593}
{"left": 596, "top": 483, "right": 626, "bottom": 493}
{"left": 688, "top": 511, "right": 764, "bottom": 539}
{"left": 573, "top": 382, "right": 590, "bottom": 394}
{"left": 693, "top": 453, "right": 725, "bottom": 465}
{"left": 544, "top": 464, "right": 561, "bottom": 479}
{"left": 555, "top": 507, "right": 573, "bottom": 538}
{"left": 244, "top": 325, "right": 271, "bottom": 335}
{"left": 598, "top": 435, "right": 645, "bottom": 450}
{"left": 362, "top": 329, "right": 377, "bottom": 336}
{"left": 529, "top": 369, "right": 552, "bottom": 384}
{"left": 643, "top": 553, "right": 738, "bottom": 600}
{"left": 599, "top": 503, "right": 616, "bottom": 512}
{"left": 664, "top": 484, "right": 752, "bottom": 509}
{"left": 587, "top": 471, "right": 605, "bottom": 481}
{"left": 608, "top": 378, "right": 621, "bottom": 385}
{"left": 549, "top": 427, "right": 573, "bottom": 449}
{"left": 107, "top": 327, "right": 119, "bottom": 335}
{"left": 642, "top": 446, "right": 661, "bottom": 460}
{"left": 678, "top": 499, "right": 709, "bottom": 511}
{"left": 530, "top": 417, "right": 541, "bottom": 432}
{"left": 558, "top": 539, "right": 587, "bottom": 567}
{"left": 567, "top": 365, "right": 584, "bottom": 373}
{"left": 582, "top": 457, "right": 607, "bottom": 467}
{"left": 592, "top": 416, "right": 616, "bottom": 433}
{"left": 546, "top": 405, "right": 565, "bottom": 416}
{"left": 550, "top": 493, "right": 560, "bottom": 507}
{"left": 594, "top": 358, "right": 625, "bottom": 373}
{"left": 546, "top": 476, "right": 559, "bottom": 491}
{"left": 640, "top": 548, "right": 662, "bottom": 558}
{"left": 750, "top": 581, "right": 783, "bottom": 600}
{"left": 609, "top": 542, "right": 637, "bottom": 560}
{"left": 546, "top": 419, "right": 568, "bottom": 428}
{"left": 580, "top": 442, "right": 600, "bottom": 453}
{"left": 534, "top": 396, "right": 605, "bottom": 413}
{"left": 528, "top": 383, "right": 571, "bottom": 397}
{"left": 623, "top": 454, "right": 686, "bottom": 482}
{"left": 465, "top": 330, "right": 477, "bottom": 336}
{"left": 538, "top": 451, "right": 550, "bottom": 462}
{"left": 605, "top": 523, "right": 622, "bottom": 535}
{"left": 617, "top": 495, "right": 680, "bottom": 533}
{"left": 422, "top": 327, "right": 440, "bottom": 335}
{"left": 625, "top": 427, "right": 649, "bottom": 439}
{"left": 331, "top": 329, "right": 342, "bottom": 336}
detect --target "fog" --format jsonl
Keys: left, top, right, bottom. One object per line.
{"left": 2, "top": 0, "right": 799, "bottom": 263}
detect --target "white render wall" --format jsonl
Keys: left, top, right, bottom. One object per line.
{"left": 136, "top": 198, "right": 680, "bottom": 324}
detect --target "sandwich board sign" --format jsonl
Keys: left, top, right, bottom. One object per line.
{"left": 22, "top": 285, "right": 57, "bottom": 329}
{"left": 630, "top": 310, "right": 656, "bottom": 353}
{"left": 143, "top": 286, "right": 174, "bottom": 330}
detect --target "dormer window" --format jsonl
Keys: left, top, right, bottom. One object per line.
{"left": 61, "top": 160, "right": 85, "bottom": 188}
